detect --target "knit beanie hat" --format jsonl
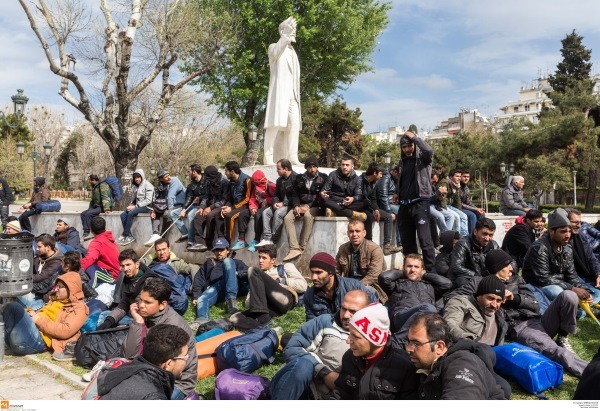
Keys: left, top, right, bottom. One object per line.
{"left": 304, "top": 156, "right": 319, "bottom": 168}
{"left": 349, "top": 303, "right": 390, "bottom": 347}
{"left": 547, "top": 208, "right": 571, "bottom": 229}
{"left": 309, "top": 252, "right": 336, "bottom": 274}
{"left": 475, "top": 275, "right": 505, "bottom": 299}
{"left": 6, "top": 220, "right": 21, "bottom": 233}
{"left": 484, "top": 249, "right": 513, "bottom": 275}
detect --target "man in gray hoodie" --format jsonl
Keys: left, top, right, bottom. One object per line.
{"left": 119, "top": 169, "right": 154, "bottom": 245}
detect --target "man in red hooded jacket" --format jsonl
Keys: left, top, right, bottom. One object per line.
{"left": 81, "top": 216, "right": 120, "bottom": 285}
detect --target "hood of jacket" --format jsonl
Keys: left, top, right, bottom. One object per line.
{"left": 252, "top": 170, "right": 268, "bottom": 191}
{"left": 57, "top": 271, "right": 85, "bottom": 302}
{"left": 93, "top": 230, "right": 116, "bottom": 244}
{"left": 97, "top": 356, "right": 174, "bottom": 398}
{"left": 133, "top": 168, "right": 146, "bottom": 185}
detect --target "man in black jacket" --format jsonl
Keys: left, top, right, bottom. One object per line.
{"left": 320, "top": 156, "right": 367, "bottom": 221}
{"left": 0, "top": 175, "right": 13, "bottom": 230}
{"left": 573, "top": 347, "right": 600, "bottom": 400}
{"left": 97, "top": 324, "right": 189, "bottom": 400}
{"left": 502, "top": 209, "right": 544, "bottom": 268}
{"left": 170, "top": 164, "right": 205, "bottom": 246}
{"left": 406, "top": 313, "right": 508, "bottom": 400}
{"left": 330, "top": 303, "right": 420, "bottom": 400}
{"left": 283, "top": 156, "right": 327, "bottom": 261}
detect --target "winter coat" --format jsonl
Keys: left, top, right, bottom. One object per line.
{"left": 228, "top": 172, "right": 252, "bottom": 209}
{"left": 106, "top": 264, "right": 158, "bottom": 324}
{"left": 303, "top": 275, "right": 378, "bottom": 321}
{"left": 97, "top": 356, "right": 174, "bottom": 400}
{"left": 443, "top": 295, "right": 508, "bottom": 346}
{"left": 460, "top": 184, "right": 479, "bottom": 212}
{"left": 54, "top": 227, "right": 84, "bottom": 253}
{"left": 571, "top": 234, "right": 600, "bottom": 283}
{"left": 322, "top": 168, "right": 362, "bottom": 202}
{"left": 248, "top": 170, "right": 276, "bottom": 212}
{"left": 90, "top": 181, "right": 113, "bottom": 211}
{"left": 33, "top": 271, "right": 89, "bottom": 353}
{"left": 29, "top": 183, "right": 51, "bottom": 206}
{"left": 379, "top": 269, "right": 452, "bottom": 314}
{"left": 444, "top": 180, "right": 463, "bottom": 209}
{"left": 499, "top": 184, "right": 528, "bottom": 213}
{"left": 396, "top": 135, "right": 433, "bottom": 199}
{"left": 81, "top": 231, "right": 121, "bottom": 280}
{"left": 580, "top": 222, "right": 600, "bottom": 253}
{"left": 450, "top": 235, "right": 502, "bottom": 287}
{"left": 359, "top": 174, "right": 379, "bottom": 212}
{"left": 156, "top": 176, "right": 185, "bottom": 210}
{"left": 274, "top": 171, "right": 298, "bottom": 206}
{"left": 522, "top": 234, "right": 581, "bottom": 290}
{"left": 501, "top": 221, "right": 536, "bottom": 269}
{"left": 192, "top": 257, "right": 248, "bottom": 299}
{"left": 122, "top": 305, "right": 197, "bottom": 396}
{"left": 142, "top": 252, "right": 199, "bottom": 279}
{"left": 0, "top": 177, "right": 13, "bottom": 205}
{"left": 182, "top": 177, "right": 207, "bottom": 209}
{"left": 330, "top": 339, "right": 420, "bottom": 400}
{"left": 418, "top": 339, "right": 508, "bottom": 400}
{"left": 291, "top": 171, "right": 328, "bottom": 208}
{"left": 260, "top": 263, "right": 307, "bottom": 304}
{"left": 33, "top": 250, "right": 64, "bottom": 297}
{"left": 434, "top": 230, "right": 458, "bottom": 278}
{"left": 129, "top": 169, "right": 154, "bottom": 208}
{"left": 199, "top": 175, "right": 229, "bottom": 209}
{"left": 336, "top": 239, "right": 385, "bottom": 302}
{"left": 375, "top": 170, "right": 396, "bottom": 212}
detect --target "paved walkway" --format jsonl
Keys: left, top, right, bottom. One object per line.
{"left": 0, "top": 355, "right": 85, "bottom": 400}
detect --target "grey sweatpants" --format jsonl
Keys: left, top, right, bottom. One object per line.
{"left": 513, "top": 290, "right": 588, "bottom": 377}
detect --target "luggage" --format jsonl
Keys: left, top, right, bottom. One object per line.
{"left": 215, "top": 327, "right": 278, "bottom": 373}
{"left": 103, "top": 177, "right": 124, "bottom": 202}
{"left": 195, "top": 328, "right": 225, "bottom": 343}
{"left": 214, "top": 368, "right": 271, "bottom": 400}
{"left": 74, "top": 325, "right": 130, "bottom": 369}
{"left": 195, "top": 318, "right": 234, "bottom": 336}
{"left": 150, "top": 263, "right": 191, "bottom": 315}
{"left": 196, "top": 330, "right": 242, "bottom": 379}
{"left": 493, "top": 342, "right": 563, "bottom": 394}
{"left": 34, "top": 200, "right": 61, "bottom": 213}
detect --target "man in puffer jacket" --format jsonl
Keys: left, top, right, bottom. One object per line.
{"left": 119, "top": 168, "right": 154, "bottom": 245}
{"left": 2, "top": 271, "right": 89, "bottom": 360}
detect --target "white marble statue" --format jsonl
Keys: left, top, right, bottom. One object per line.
{"left": 263, "top": 17, "right": 302, "bottom": 166}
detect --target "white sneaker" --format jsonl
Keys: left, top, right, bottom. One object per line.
{"left": 82, "top": 360, "right": 106, "bottom": 382}
{"left": 556, "top": 335, "right": 574, "bottom": 353}
{"left": 144, "top": 234, "right": 162, "bottom": 247}
{"left": 255, "top": 239, "right": 274, "bottom": 247}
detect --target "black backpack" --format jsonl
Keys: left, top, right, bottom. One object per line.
{"left": 74, "top": 325, "right": 130, "bottom": 369}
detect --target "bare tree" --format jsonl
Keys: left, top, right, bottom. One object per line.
{"left": 18, "top": 0, "right": 233, "bottom": 184}
{"left": 26, "top": 105, "right": 68, "bottom": 178}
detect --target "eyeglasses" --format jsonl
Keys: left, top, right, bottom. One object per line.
{"left": 406, "top": 340, "right": 435, "bottom": 349}
{"left": 172, "top": 353, "right": 189, "bottom": 362}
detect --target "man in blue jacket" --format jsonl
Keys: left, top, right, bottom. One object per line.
{"left": 145, "top": 169, "right": 185, "bottom": 246}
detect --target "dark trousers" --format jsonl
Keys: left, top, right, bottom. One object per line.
{"left": 430, "top": 215, "right": 440, "bottom": 247}
{"left": 253, "top": 206, "right": 269, "bottom": 241}
{"left": 81, "top": 207, "right": 102, "bottom": 234}
{"left": 19, "top": 209, "right": 37, "bottom": 232}
{"left": 247, "top": 267, "right": 294, "bottom": 316}
{"left": 192, "top": 207, "right": 222, "bottom": 246}
{"left": 1, "top": 205, "right": 9, "bottom": 230}
{"left": 120, "top": 206, "right": 151, "bottom": 237}
{"left": 397, "top": 200, "right": 435, "bottom": 271}
{"left": 323, "top": 199, "right": 366, "bottom": 218}
{"left": 365, "top": 209, "right": 392, "bottom": 244}
{"left": 216, "top": 208, "right": 250, "bottom": 241}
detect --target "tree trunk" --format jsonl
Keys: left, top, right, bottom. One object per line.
{"left": 241, "top": 136, "right": 260, "bottom": 167}
{"left": 113, "top": 149, "right": 139, "bottom": 210}
{"left": 585, "top": 169, "right": 597, "bottom": 211}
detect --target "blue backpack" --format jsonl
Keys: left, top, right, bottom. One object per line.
{"left": 150, "top": 263, "right": 191, "bottom": 315}
{"left": 493, "top": 342, "right": 563, "bottom": 395}
{"left": 103, "top": 177, "right": 124, "bottom": 202}
{"left": 215, "top": 327, "right": 278, "bottom": 373}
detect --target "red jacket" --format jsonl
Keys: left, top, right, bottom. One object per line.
{"left": 249, "top": 170, "right": 276, "bottom": 212}
{"left": 81, "top": 231, "right": 121, "bottom": 280}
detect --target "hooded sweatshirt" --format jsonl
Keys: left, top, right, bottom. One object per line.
{"left": 249, "top": 170, "right": 276, "bottom": 211}
{"left": 81, "top": 231, "right": 121, "bottom": 280}
{"left": 130, "top": 169, "right": 155, "bottom": 208}
{"left": 34, "top": 271, "right": 89, "bottom": 353}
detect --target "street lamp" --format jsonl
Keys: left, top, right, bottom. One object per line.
{"left": 150, "top": 165, "right": 157, "bottom": 176}
{"left": 16, "top": 140, "right": 51, "bottom": 177}
{"left": 499, "top": 162, "right": 515, "bottom": 186}
{"left": 573, "top": 170, "right": 577, "bottom": 206}
{"left": 0, "top": 89, "right": 28, "bottom": 127}
{"left": 384, "top": 152, "right": 391, "bottom": 165}
{"left": 247, "top": 124, "right": 258, "bottom": 141}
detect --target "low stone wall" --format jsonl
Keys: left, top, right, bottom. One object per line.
{"left": 17, "top": 211, "right": 600, "bottom": 276}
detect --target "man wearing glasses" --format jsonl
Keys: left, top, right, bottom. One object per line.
{"left": 406, "top": 312, "right": 508, "bottom": 400}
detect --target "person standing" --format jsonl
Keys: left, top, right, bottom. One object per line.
{"left": 395, "top": 131, "right": 436, "bottom": 271}
{"left": 0, "top": 175, "right": 13, "bottom": 230}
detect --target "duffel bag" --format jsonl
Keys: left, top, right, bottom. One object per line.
{"left": 74, "top": 325, "right": 130, "bottom": 369}
{"left": 196, "top": 330, "right": 242, "bottom": 379}
{"left": 215, "top": 368, "right": 270, "bottom": 400}
{"left": 215, "top": 327, "right": 278, "bottom": 373}
{"left": 34, "top": 200, "right": 61, "bottom": 213}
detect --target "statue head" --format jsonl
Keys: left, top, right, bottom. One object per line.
{"left": 279, "top": 17, "right": 297, "bottom": 42}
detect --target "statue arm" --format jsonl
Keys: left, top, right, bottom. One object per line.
{"left": 268, "top": 34, "right": 292, "bottom": 62}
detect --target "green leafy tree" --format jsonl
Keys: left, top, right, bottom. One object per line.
{"left": 184, "top": 0, "right": 390, "bottom": 166}
{"left": 0, "top": 114, "right": 34, "bottom": 193}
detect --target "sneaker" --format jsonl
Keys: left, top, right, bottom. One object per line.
{"left": 175, "top": 235, "right": 189, "bottom": 243}
{"left": 189, "top": 317, "right": 210, "bottom": 333}
{"left": 144, "top": 233, "right": 162, "bottom": 247}
{"left": 83, "top": 233, "right": 94, "bottom": 241}
{"left": 82, "top": 360, "right": 106, "bottom": 382}
{"left": 351, "top": 211, "right": 367, "bottom": 222}
{"left": 247, "top": 240, "right": 259, "bottom": 253}
{"left": 383, "top": 244, "right": 394, "bottom": 256}
{"left": 231, "top": 240, "right": 249, "bottom": 251}
{"left": 225, "top": 298, "right": 239, "bottom": 315}
{"left": 187, "top": 243, "right": 207, "bottom": 252}
{"left": 556, "top": 335, "right": 574, "bottom": 353}
{"left": 325, "top": 208, "right": 336, "bottom": 217}
{"left": 119, "top": 236, "right": 135, "bottom": 246}
{"left": 283, "top": 249, "right": 303, "bottom": 261}
{"left": 117, "top": 235, "right": 125, "bottom": 243}
{"left": 52, "top": 344, "right": 75, "bottom": 362}
{"left": 256, "top": 239, "right": 274, "bottom": 247}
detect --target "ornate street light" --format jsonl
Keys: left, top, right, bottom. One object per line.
{"left": 384, "top": 152, "right": 391, "bottom": 164}
{"left": 247, "top": 124, "right": 258, "bottom": 141}
{"left": 11, "top": 89, "right": 29, "bottom": 119}
{"left": 499, "top": 162, "right": 515, "bottom": 186}
{"left": 150, "top": 165, "right": 157, "bottom": 176}
{"left": 16, "top": 140, "right": 51, "bottom": 177}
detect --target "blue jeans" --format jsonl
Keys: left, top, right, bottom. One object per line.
{"left": 171, "top": 386, "right": 186, "bottom": 400}
{"left": 502, "top": 209, "right": 527, "bottom": 217}
{"left": 578, "top": 278, "right": 600, "bottom": 319}
{"left": 195, "top": 258, "right": 238, "bottom": 320}
{"left": 120, "top": 206, "right": 152, "bottom": 237}
{"left": 170, "top": 206, "right": 199, "bottom": 240}
{"left": 17, "top": 292, "right": 45, "bottom": 311}
{"left": 3, "top": 302, "right": 47, "bottom": 355}
{"left": 389, "top": 204, "right": 402, "bottom": 245}
{"left": 429, "top": 206, "right": 452, "bottom": 232}
{"left": 271, "top": 356, "right": 315, "bottom": 400}
{"left": 447, "top": 205, "right": 469, "bottom": 236}
{"left": 462, "top": 209, "right": 478, "bottom": 233}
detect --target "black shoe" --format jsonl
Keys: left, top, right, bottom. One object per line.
{"left": 225, "top": 298, "right": 239, "bottom": 315}
{"left": 176, "top": 235, "right": 189, "bottom": 243}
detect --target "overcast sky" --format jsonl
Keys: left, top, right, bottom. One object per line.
{"left": 2, "top": 1, "right": 600, "bottom": 133}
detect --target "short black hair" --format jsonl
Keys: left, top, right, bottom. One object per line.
{"left": 461, "top": 170, "right": 470, "bottom": 175}
{"left": 190, "top": 164, "right": 202, "bottom": 174}
{"left": 257, "top": 243, "right": 277, "bottom": 259}
{"left": 566, "top": 208, "right": 582, "bottom": 219}
{"left": 365, "top": 162, "right": 384, "bottom": 176}
{"left": 154, "top": 238, "right": 169, "bottom": 248}
{"left": 340, "top": 156, "right": 355, "bottom": 165}
{"left": 90, "top": 216, "right": 106, "bottom": 235}
{"left": 142, "top": 324, "right": 189, "bottom": 366}
{"left": 525, "top": 209, "right": 543, "bottom": 221}
{"left": 224, "top": 161, "right": 241, "bottom": 175}
{"left": 475, "top": 217, "right": 496, "bottom": 231}
{"left": 62, "top": 251, "right": 81, "bottom": 272}
{"left": 409, "top": 312, "right": 453, "bottom": 346}
{"left": 88, "top": 174, "right": 99, "bottom": 181}
{"left": 449, "top": 168, "right": 462, "bottom": 177}
{"left": 118, "top": 248, "right": 139, "bottom": 263}
{"left": 36, "top": 234, "right": 56, "bottom": 250}
{"left": 141, "top": 277, "right": 171, "bottom": 303}
{"left": 277, "top": 159, "right": 292, "bottom": 171}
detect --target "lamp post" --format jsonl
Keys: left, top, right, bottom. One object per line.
{"left": 0, "top": 89, "right": 28, "bottom": 127}
{"left": 247, "top": 124, "right": 258, "bottom": 141}
{"left": 16, "top": 140, "right": 51, "bottom": 177}
{"left": 150, "top": 165, "right": 157, "bottom": 176}
{"left": 573, "top": 170, "right": 577, "bottom": 206}
{"left": 499, "top": 162, "right": 515, "bottom": 186}
{"left": 384, "top": 152, "right": 391, "bottom": 165}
